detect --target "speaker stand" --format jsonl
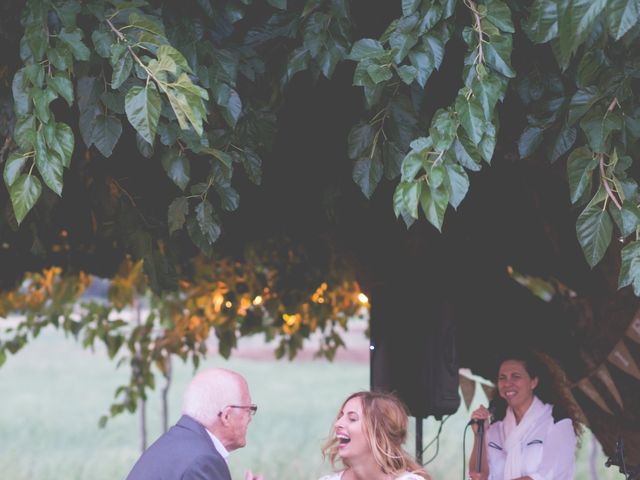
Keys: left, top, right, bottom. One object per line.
{"left": 415, "top": 416, "right": 423, "bottom": 465}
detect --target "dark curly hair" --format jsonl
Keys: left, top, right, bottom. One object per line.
{"left": 487, "top": 350, "right": 583, "bottom": 435}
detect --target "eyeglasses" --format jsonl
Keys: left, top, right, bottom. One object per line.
{"left": 218, "top": 404, "right": 258, "bottom": 416}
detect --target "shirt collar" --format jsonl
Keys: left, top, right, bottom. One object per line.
{"left": 206, "top": 430, "right": 230, "bottom": 462}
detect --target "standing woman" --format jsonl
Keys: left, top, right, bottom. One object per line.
{"left": 468, "top": 351, "right": 581, "bottom": 480}
{"left": 319, "top": 391, "right": 431, "bottom": 480}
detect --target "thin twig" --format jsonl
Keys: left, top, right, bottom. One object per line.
{"left": 607, "top": 97, "right": 618, "bottom": 113}
{"left": 599, "top": 153, "right": 622, "bottom": 210}
{"left": 464, "top": 0, "right": 484, "bottom": 66}
{"left": 105, "top": 18, "right": 161, "bottom": 87}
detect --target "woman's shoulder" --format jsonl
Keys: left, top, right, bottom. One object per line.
{"left": 318, "top": 472, "right": 343, "bottom": 480}
{"left": 396, "top": 473, "right": 427, "bottom": 480}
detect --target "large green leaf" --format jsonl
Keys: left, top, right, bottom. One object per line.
{"left": 349, "top": 39, "right": 386, "bottom": 61}
{"left": 25, "top": 23, "right": 47, "bottom": 62}
{"left": 557, "top": 0, "right": 607, "bottom": 69}
{"left": 387, "top": 95, "right": 418, "bottom": 147}
{"left": 517, "top": 126, "right": 544, "bottom": 158}
{"left": 576, "top": 50, "right": 606, "bottom": 88}
{"left": 77, "top": 76, "right": 101, "bottom": 147}
{"left": 486, "top": 0, "right": 515, "bottom": 33}
{"left": 580, "top": 110, "right": 623, "bottom": 153}
{"left": 420, "top": 184, "right": 449, "bottom": 231}
{"left": 606, "top": 0, "right": 640, "bottom": 40}
{"left": 92, "top": 115, "right": 123, "bottom": 157}
{"left": 24, "top": 64, "right": 44, "bottom": 89}
{"left": 353, "top": 153, "right": 384, "bottom": 199}
{"left": 576, "top": 188, "right": 613, "bottom": 267}
{"left": 430, "top": 109, "right": 458, "bottom": 151}
{"left": 567, "top": 87, "right": 601, "bottom": 125}
{"left": 32, "top": 88, "right": 58, "bottom": 124}
{"left": 418, "top": 3, "right": 443, "bottom": 34}
{"left": 567, "top": 146, "right": 597, "bottom": 204}
{"left": 474, "top": 76, "right": 504, "bottom": 121}
{"left": 215, "top": 184, "right": 240, "bottom": 211}
{"left": 523, "top": 0, "right": 559, "bottom": 43}
{"left": 48, "top": 74, "right": 74, "bottom": 106}
{"left": 240, "top": 149, "right": 262, "bottom": 186}
{"left": 389, "top": 30, "right": 419, "bottom": 64}
{"left": 58, "top": 28, "right": 91, "bottom": 61}
{"left": 479, "top": 121, "right": 497, "bottom": 164}
{"left": 452, "top": 136, "right": 482, "bottom": 171}
{"left": 168, "top": 196, "right": 188, "bottom": 234}
{"left": 393, "top": 181, "right": 417, "bottom": 224}
{"left": 402, "top": 0, "right": 421, "bottom": 16}
{"left": 455, "top": 91, "right": 485, "bottom": 144}
{"left": 128, "top": 12, "right": 166, "bottom": 39}
{"left": 367, "top": 64, "right": 393, "bottom": 84}
{"left": 13, "top": 114, "right": 36, "bottom": 150}
{"left": 612, "top": 201, "right": 640, "bottom": 239}
{"left": 44, "top": 122, "right": 74, "bottom": 168}
{"left": 92, "top": 29, "right": 113, "bottom": 58}
{"left": 444, "top": 162, "right": 470, "bottom": 209}
{"left": 9, "top": 174, "right": 42, "bottom": 224}
{"left": 12, "top": 69, "right": 31, "bottom": 116}
{"left": 157, "top": 45, "right": 193, "bottom": 74}
{"left": 549, "top": 125, "right": 577, "bottom": 162}
{"left": 195, "top": 200, "right": 221, "bottom": 245}
{"left": 401, "top": 151, "right": 425, "bottom": 182}
{"left": 484, "top": 34, "right": 515, "bottom": 77}
{"left": 187, "top": 215, "right": 212, "bottom": 257}
{"left": 35, "top": 130, "right": 64, "bottom": 195}
{"left": 48, "top": 43, "right": 73, "bottom": 70}
{"left": 409, "top": 49, "right": 435, "bottom": 88}
{"left": 125, "top": 84, "right": 161, "bottom": 145}
{"left": 348, "top": 122, "right": 375, "bottom": 159}
{"left": 220, "top": 88, "right": 242, "bottom": 128}
{"left": 161, "top": 149, "right": 190, "bottom": 190}
{"left": 619, "top": 240, "right": 640, "bottom": 294}
{"left": 111, "top": 53, "right": 134, "bottom": 90}
{"left": 4, "top": 152, "right": 29, "bottom": 187}
{"left": 205, "top": 148, "right": 233, "bottom": 168}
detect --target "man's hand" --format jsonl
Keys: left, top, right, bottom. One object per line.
{"left": 245, "top": 469, "right": 264, "bottom": 480}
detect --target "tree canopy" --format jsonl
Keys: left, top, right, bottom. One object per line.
{"left": 1, "top": 0, "right": 640, "bottom": 463}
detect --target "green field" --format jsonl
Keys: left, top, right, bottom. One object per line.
{"left": 0, "top": 327, "right": 619, "bottom": 480}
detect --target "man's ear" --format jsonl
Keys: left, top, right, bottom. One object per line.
{"left": 218, "top": 408, "right": 231, "bottom": 426}
{"left": 531, "top": 377, "right": 539, "bottom": 391}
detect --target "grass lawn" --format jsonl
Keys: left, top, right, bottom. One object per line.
{"left": 0, "top": 327, "right": 619, "bottom": 479}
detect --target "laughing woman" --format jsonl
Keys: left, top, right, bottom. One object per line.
{"left": 319, "top": 391, "right": 430, "bottom": 480}
{"left": 468, "top": 351, "right": 581, "bottom": 480}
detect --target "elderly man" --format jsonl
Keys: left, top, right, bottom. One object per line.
{"left": 126, "top": 368, "right": 263, "bottom": 480}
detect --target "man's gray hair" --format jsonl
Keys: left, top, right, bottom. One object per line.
{"left": 181, "top": 368, "right": 246, "bottom": 427}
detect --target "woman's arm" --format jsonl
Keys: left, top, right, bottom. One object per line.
{"left": 468, "top": 406, "right": 492, "bottom": 480}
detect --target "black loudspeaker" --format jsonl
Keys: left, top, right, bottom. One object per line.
{"left": 370, "top": 284, "right": 460, "bottom": 419}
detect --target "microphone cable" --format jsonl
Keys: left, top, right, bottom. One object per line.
{"left": 421, "top": 415, "right": 451, "bottom": 466}
{"left": 462, "top": 421, "right": 472, "bottom": 480}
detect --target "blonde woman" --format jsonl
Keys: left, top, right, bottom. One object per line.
{"left": 319, "top": 391, "right": 431, "bottom": 480}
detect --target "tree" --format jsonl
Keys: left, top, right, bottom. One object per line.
{"left": 1, "top": 0, "right": 640, "bottom": 463}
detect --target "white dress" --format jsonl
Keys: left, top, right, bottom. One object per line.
{"left": 319, "top": 472, "right": 424, "bottom": 480}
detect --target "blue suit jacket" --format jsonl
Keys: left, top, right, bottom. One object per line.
{"left": 126, "top": 415, "right": 232, "bottom": 480}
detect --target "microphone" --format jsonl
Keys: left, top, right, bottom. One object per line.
{"left": 467, "top": 403, "right": 496, "bottom": 426}
{"left": 472, "top": 402, "right": 496, "bottom": 474}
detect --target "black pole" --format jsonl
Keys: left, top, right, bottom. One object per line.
{"left": 475, "top": 421, "right": 485, "bottom": 473}
{"left": 416, "top": 416, "right": 423, "bottom": 465}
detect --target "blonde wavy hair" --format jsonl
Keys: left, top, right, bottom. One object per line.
{"left": 322, "top": 391, "right": 430, "bottom": 479}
